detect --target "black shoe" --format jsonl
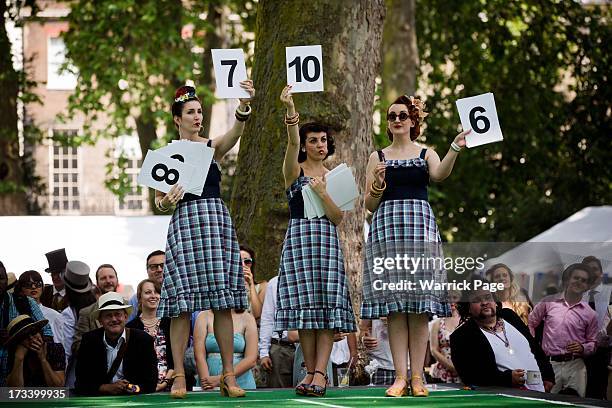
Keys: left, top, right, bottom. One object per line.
{"left": 306, "top": 370, "right": 328, "bottom": 397}
{"left": 295, "top": 372, "right": 314, "bottom": 396}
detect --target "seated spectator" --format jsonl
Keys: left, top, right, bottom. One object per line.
{"left": 193, "top": 309, "right": 257, "bottom": 390}
{"left": 240, "top": 245, "right": 267, "bottom": 321}
{"left": 429, "top": 292, "right": 461, "bottom": 383}
{"left": 360, "top": 317, "right": 409, "bottom": 385}
{"left": 15, "top": 270, "right": 65, "bottom": 346}
{"left": 75, "top": 292, "right": 157, "bottom": 396}
{"left": 0, "top": 261, "right": 53, "bottom": 386}
{"left": 4, "top": 315, "right": 65, "bottom": 387}
{"left": 57, "top": 261, "right": 96, "bottom": 389}
{"left": 72, "top": 264, "right": 120, "bottom": 356}
{"left": 581, "top": 256, "right": 611, "bottom": 399}
{"left": 40, "top": 248, "right": 70, "bottom": 312}
{"left": 451, "top": 288, "right": 554, "bottom": 392}
{"left": 259, "top": 275, "right": 299, "bottom": 387}
{"left": 488, "top": 264, "right": 532, "bottom": 325}
{"left": 126, "top": 279, "right": 174, "bottom": 391}
{"left": 529, "top": 263, "right": 598, "bottom": 397}
{"left": 128, "top": 250, "right": 165, "bottom": 321}
{"left": 6, "top": 272, "right": 16, "bottom": 294}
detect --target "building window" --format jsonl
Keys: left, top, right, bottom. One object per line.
{"left": 113, "top": 135, "right": 148, "bottom": 214}
{"left": 116, "top": 157, "right": 148, "bottom": 213}
{"left": 47, "top": 37, "right": 77, "bottom": 90}
{"left": 49, "top": 136, "right": 80, "bottom": 213}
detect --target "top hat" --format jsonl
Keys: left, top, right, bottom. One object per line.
{"left": 3, "top": 314, "right": 49, "bottom": 348}
{"left": 63, "top": 260, "right": 92, "bottom": 293}
{"left": 94, "top": 292, "right": 133, "bottom": 320}
{"left": 45, "top": 249, "right": 68, "bottom": 274}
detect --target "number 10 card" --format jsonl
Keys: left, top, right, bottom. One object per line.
{"left": 455, "top": 92, "right": 504, "bottom": 148}
{"left": 286, "top": 45, "right": 324, "bottom": 93}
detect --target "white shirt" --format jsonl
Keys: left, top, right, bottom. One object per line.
{"left": 582, "top": 283, "right": 612, "bottom": 332}
{"left": 53, "top": 287, "right": 66, "bottom": 297}
{"left": 103, "top": 329, "right": 127, "bottom": 383}
{"left": 330, "top": 337, "right": 350, "bottom": 365}
{"left": 258, "top": 276, "right": 288, "bottom": 358}
{"left": 59, "top": 307, "right": 77, "bottom": 388}
{"left": 481, "top": 319, "right": 544, "bottom": 392}
{"left": 40, "top": 303, "right": 65, "bottom": 346}
{"left": 367, "top": 319, "right": 405, "bottom": 370}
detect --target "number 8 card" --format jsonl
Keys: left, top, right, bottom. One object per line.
{"left": 455, "top": 92, "right": 504, "bottom": 148}
{"left": 137, "top": 150, "right": 197, "bottom": 194}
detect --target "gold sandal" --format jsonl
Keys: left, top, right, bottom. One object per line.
{"left": 410, "top": 375, "right": 429, "bottom": 397}
{"left": 220, "top": 372, "right": 246, "bottom": 398}
{"left": 385, "top": 374, "right": 409, "bottom": 397}
{"left": 170, "top": 373, "right": 186, "bottom": 399}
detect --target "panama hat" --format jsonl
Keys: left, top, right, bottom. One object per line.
{"left": 94, "top": 292, "right": 132, "bottom": 320}
{"left": 3, "top": 315, "right": 48, "bottom": 347}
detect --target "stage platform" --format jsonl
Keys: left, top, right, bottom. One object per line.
{"left": 4, "top": 385, "right": 608, "bottom": 407}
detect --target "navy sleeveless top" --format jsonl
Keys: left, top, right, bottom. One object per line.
{"left": 180, "top": 140, "right": 222, "bottom": 202}
{"left": 287, "top": 168, "right": 309, "bottom": 219}
{"left": 379, "top": 148, "right": 429, "bottom": 202}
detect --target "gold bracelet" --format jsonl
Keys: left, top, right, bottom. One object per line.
{"left": 370, "top": 191, "right": 383, "bottom": 199}
{"left": 156, "top": 199, "right": 169, "bottom": 212}
{"left": 371, "top": 180, "right": 387, "bottom": 192}
{"left": 285, "top": 112, "right": 299, "bottom": 126}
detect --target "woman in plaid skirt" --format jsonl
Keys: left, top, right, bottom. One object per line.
{"left": 155, "top": 83, "right": 255, "bottom": 399}
{"left": 361, "top": 95, "right": 470, "bottom": 397}
{"left": 278, "top": 85, "right": 356, "bottom": 397}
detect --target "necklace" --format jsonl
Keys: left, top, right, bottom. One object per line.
{"left": 481, "top": 319, "right": 514, "bottom": 355}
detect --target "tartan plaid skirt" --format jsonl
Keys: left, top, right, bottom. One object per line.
{"left": 361, "top": 199, "right": 451, "bottom": 318}
{"left": 275, "top": 218, "right": 356, "bottom": 332}
{"left": 158, "top": 198, "right": 247, "bottom": 318}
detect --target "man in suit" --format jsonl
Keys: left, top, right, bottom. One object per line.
{"left": 451, "top": 287, "right": 555, "bottom": 392}
{"left": 71, "top": 264, "right": 119, "bottom": 356}
{"left": 40, "top": 249, "right": 69, "bottom": 312}
{"left": 75, "top": 292, "right": 157, "bottom": 396}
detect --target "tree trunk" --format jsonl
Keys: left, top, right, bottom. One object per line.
{"left": 0, "top": 3, "right": 27, "bottom": 215}
{"left": 230, "top": 0, "right": 385, "bottom": 316}
{"left": 382, "top": 0, "right": 418, "bottom": 102}
{"left": 135, "top": 113, "right": 160, "bottom": 214}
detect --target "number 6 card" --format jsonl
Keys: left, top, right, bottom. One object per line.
{"left": 455, "top": 92, "right": 504, "bottom": 148}
{"left": 211, "top": 49, "right": 250, "bottom": 99}
{"left": 286, "top": 45, "right": 324, "bottom": 93}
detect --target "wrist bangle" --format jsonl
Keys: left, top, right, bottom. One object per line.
{"left": 156, "top": 199, "right": 169, "bottom": 212}
{"left": 451, "top": 142, "right": 462, "bottom": 152}
{"left": 285, "top": 112, "right": 300, "bottom": 126}
{"left": 371, "top": 180, "right": 386, "bottom": 192}
{"left": 236, "top": 104, "right": 252, "bottom": 116}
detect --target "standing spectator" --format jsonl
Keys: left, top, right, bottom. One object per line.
{"left": 429, "top": 292, "right": 461, "bottom": 383}
{"left": 75, "top": 292, "right": 157, "bottom": 396}
{"left": 128, "top": 250, "right": 165, "bottom": 321}
{"left": 4, "top": 315, "right": 65, "bottom": 387}
{"left": 126, "top": 279, "right": 174, "bottom": 391}
{"left": 0, "top": 261, "right": 53, "bottom": 386}
{"left": 240, "top": 245, "right": 267, "bottom": 321}
{"left": 15, "top": 270, "right": 65, "bottom": 346}
{"left": 193, "top": 309, "right": 258, "bottom": 390}
{"left": 57, "top": 261, "right": 96, "bottom": 389}
{"left": 451, "top": 289, "right": 554, "bottom": 392}
{"left": 259, "top": 275, "right": 299, "bottom": 387}
{"left": 529, "top": 263, "right": 599, "bottom": 397}
{"left": 72, "top": 264, "right": 119, "bottom": 356}
{"left": 488, "top": 264, "right": 532, "bottom": 325}
{"left": 40, "top": 249, "right": 69, "bottom": 312}
{"left": 581, "top": 256, "right": 611, "bottom": 400}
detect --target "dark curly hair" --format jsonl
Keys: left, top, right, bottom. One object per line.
{"left": 298, "top": 122, "right": 335, "bottom": 163}
{"left": 386, "top": 95, "right": 424, "bottom": 141}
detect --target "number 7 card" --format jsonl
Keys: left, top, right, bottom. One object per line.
{"left": 211, "top": 49, "right": 250, "bottom": 99}
{"left": 455, "top": 92, "right": 504, "bottom": 148}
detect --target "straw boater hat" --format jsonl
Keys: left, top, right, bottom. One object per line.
{"left": 6, "top": 272, "right": 17, "bottom": 293}
{"left": 44, "top": 248, "right": 68, "bottom": 274}
{"left": 63, "top": 261, "right": 92, "bottom": 293}
{"left": 3, "top": 315, "right": 48, "bottom": 347}
{"left": 94, "top": 292, "right": 133, "bottom": 320}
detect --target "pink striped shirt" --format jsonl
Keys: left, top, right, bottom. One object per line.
{"left": 528, "top": 293, "right": 598, "bottom": 357}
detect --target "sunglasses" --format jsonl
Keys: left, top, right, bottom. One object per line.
{"left": 147, "top": 263, "right": 164, "bottom": 270}
{"left": 23, "top": 281, "right": 43, "bottom": 290}
{"left": 242, "top": 258, "right": 254, "bottom": 266}
{"left": 386, "top": 112, "right": 410, "bottom": 122}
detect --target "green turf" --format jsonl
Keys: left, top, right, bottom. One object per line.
{"left": 2, "top": 387, "right": 573, "bottom": 407}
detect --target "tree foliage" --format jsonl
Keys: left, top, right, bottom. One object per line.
{"left": 415, "top": 0, "right": 611, "bottom": 241}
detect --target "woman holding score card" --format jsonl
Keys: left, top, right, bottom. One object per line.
{"left": 278, "top": 85, "right": 356, "bottom": 397}
{"left": 155, "top": 81, "right": 255, "bottom": 399}
{"left": 361, "top": 95, "right": 470, "bottom": 397}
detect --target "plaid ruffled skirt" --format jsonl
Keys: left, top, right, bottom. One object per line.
{"left": 361, "top": 199, "right": 451, "bottom": 318}
{"left": 275, "top": 218, "right": 356, "bottom": 332}
{"left": 158, "top": 198, "right": 247, "bottom": 318}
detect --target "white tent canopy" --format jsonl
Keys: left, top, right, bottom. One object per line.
{"left": 1, "top": 216, "right": 171, "bottom": 296}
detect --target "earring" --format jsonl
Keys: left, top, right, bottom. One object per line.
{"left": 301, "top": 148, "right": 305, "bottom": 152}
